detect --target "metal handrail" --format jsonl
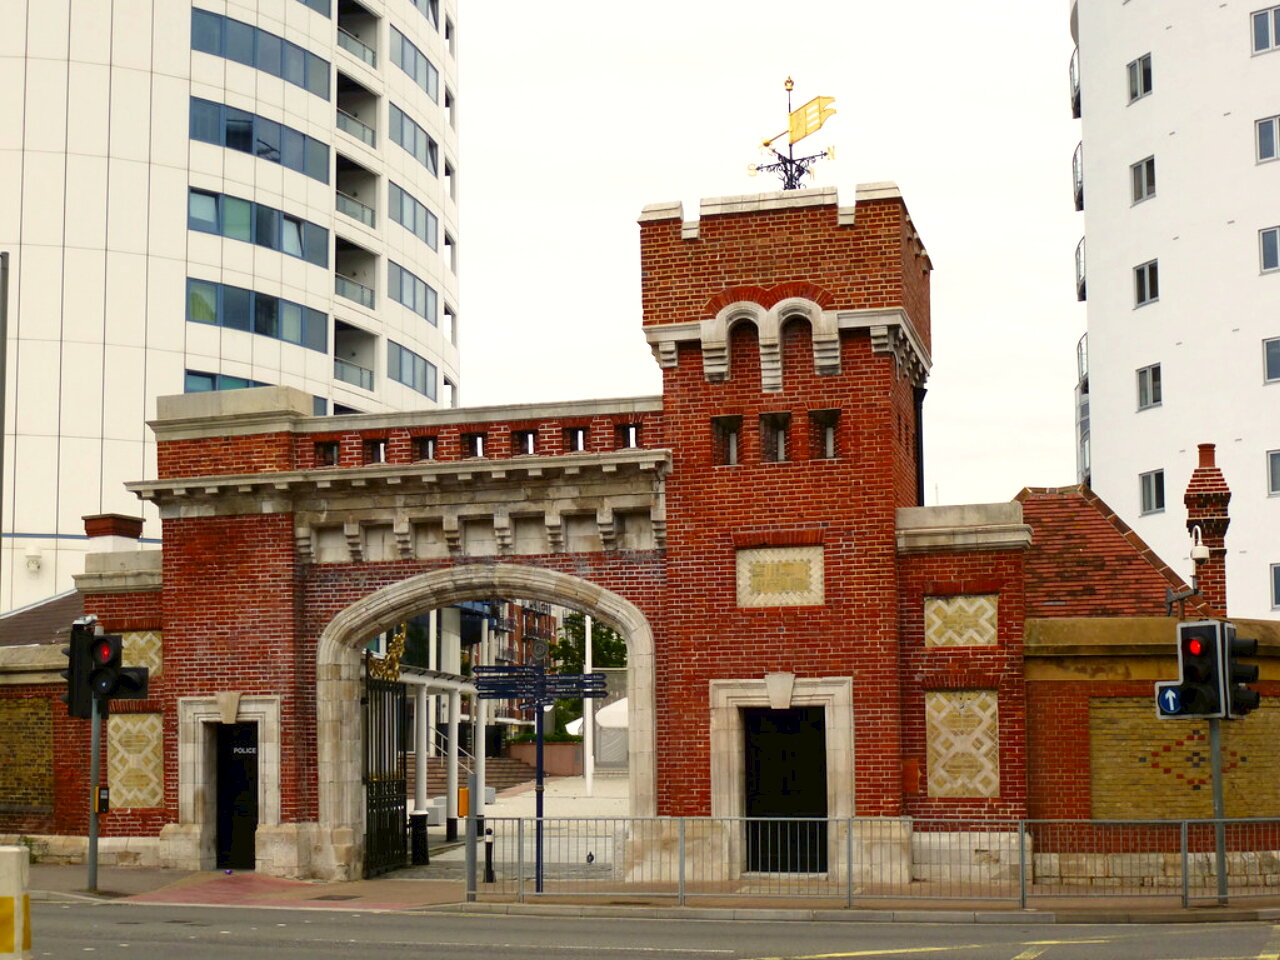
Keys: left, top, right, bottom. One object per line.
{"left": 337, "top": 25, "right": 376, "bottom": 67}
{"left": 334, "top": 357, "right": 374, "bottom": 390}
{"left": 336, "top": 190, "right": 375, "bottom": 227}
{"left": 336, "top": 107, "right": 376, "bottom": 147}
{"left": 335, "top": 273, "right": 375, "bottom": 309}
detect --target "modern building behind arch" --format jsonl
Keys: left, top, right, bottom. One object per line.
{"left": 0, "top": 0, "right": 462, "bottom": 613}
{"left": 1070, "top": 0, "right": 1280, "bottom": 616}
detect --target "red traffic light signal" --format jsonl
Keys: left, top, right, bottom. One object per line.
{"left": 88, "top": 634, "right": 122, "bottom": 698}
{"left": 1175, "top": 621, "right": 1225, "bottom": 718}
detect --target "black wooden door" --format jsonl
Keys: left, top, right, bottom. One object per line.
{"left": 743, "top": 706, "right": 828, "bottom": 873}
{"left": 216, "top": 722, "right": 258, "bottom": 870}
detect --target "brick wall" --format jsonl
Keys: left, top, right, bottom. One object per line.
{"left": 0, "top": 697, "right": 53, "bottom": 832}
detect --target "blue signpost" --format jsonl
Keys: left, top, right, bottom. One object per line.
{"left": 474, "top": 663, "right": 607, "bottom": 892}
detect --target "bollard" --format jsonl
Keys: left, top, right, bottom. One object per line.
{"left": 0, "top": 846, "right": 32, "bottom": 960}
{"left": 484, "top": 828, "right": 495, "bottom": 884}
{"left": 410, "top": 812, "right": 430, "bottom": 866}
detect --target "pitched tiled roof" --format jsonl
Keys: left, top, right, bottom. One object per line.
{"left": 1017, "top": 485, "right": 1210, "bottom": 619}
{"left": 0, "top": 590, "right": 84, "bottom": 647}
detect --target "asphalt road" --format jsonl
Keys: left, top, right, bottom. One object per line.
{"left": 27, "top": 902, "right": 1280, "bottom": 960}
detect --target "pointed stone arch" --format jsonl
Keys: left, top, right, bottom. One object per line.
{"left": 312, "top": 563, "right": 656, "bottom": 879}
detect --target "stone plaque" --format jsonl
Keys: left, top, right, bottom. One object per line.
{"left": 926, "top": 690, "right": 1000, "bottom": 798}
{"left": 924, "top": 594, "right": 998, "bottom": 647}
{"left": 736, "top": 546, "right": 824, "bottom": 607}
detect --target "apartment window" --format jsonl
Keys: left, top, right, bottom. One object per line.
{"left": 188, "top": 188, "right": 328, "bottom": 267}
{"left": 390, "top": 26, "right": 439, "bottom": 101}
{"left": 1269, "top": 450, "right": 1280, "bottom": 495}
{"left": 1258, "top": 115, "right": 1280, "bottom": 161}
{"left": 388, "top": 261, "right": 438, "bottom": 325}
{"left": 1131, "top": 156, "right": 1156, "bottom": 202}
{"left": 1263, "top": 227, "right": 1280, "bottom": 272}
{"left": 760, "top": 412, "right": 791, "bottom": 463}
{"left": 711, "top": 416, "right": 742, "bottom": 466}
{"left": 184, "top": 370, "right": 268, "bottom": 393}
{"left": 1254, "top": 6, "right": 1280, "bottom": 52}
{"left": 412, "top": 436, "right": 437, "bottom": 460}
{"left": 411, "top": 0, "right": 440, "bottom": 29}
{"left": 389, "top": 182, "right": 438, "bottom": 249}
{"left": 808, "top": 409, "right": 840, "bottom": 460}
{"left": 1267, "top": 337, "right": 1280, "bottom": 381}
{"left": 295, "top": 0, "right": 330, "bottom": 16}
{"left": 185, "top": 278, "right": 327, "bottom": 351}
{"left": 1134, "top": 259, "right": 1159, "bottom": 305}
{"left": 1273, "top": 563, "right": 1280, "bottom": 608}
{"left": 190, "top": 10, "right": 330, "bottom": 99}
{"left": 389, "top": 103, "right": 439, "bottom": 174}
{"left": 363, "top": 439, "right": 386, "bottom": 464}
{"left": 1140, "top": 469, "right": 1165, "bottom": 514}
{"left": 190, "top": 98, "right": 329, "bottom": 183}
{"left": 514, "top": 431, "right": 537, "bottom": 455}
{"left": 616, "top": 424, "right": 640, "bottom": 449}
{"left": 1127, "top": 54, "right": 1153, "bottom": 102}
{"left": 315, "top": 441, "right": 339, "bottom": 466}
{"left": 462, "top": 433, "right": 486, "bottom": 458}
{"left": 564, "top": 427, "right": 588, "bottom": 453}
{"left": 387, "top": 341, "right": 437, "bottom": 399}
{"left": 1136, "top": 363, "right": 1162, "bottom": 410}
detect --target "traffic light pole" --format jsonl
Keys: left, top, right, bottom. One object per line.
{"left": 1210, "top": 717, "right": 1227, "bottom": 905}
{"left": 87, "top": 695, "right": 102, "bottom": 893}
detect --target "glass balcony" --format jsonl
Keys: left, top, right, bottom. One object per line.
{"left": 336, "top": 273, "right": 375, "bottom": 309}
{"left": 1072, "top": 141, "right": 1084, "bottom": 212}
{"left": 1070, "top": 46, "right": 1081, "bottom": 118}
{"left": 337, "top": 107, "right": 375, "bottom": 147}
{"left": 337, "top": 26, "right": 376, "bottom": 67}
{"left": 334, "top": 357, "right": 375, "bottom": 390}
{"left": 1075, "top": 237, "right": 1087, "bottom": 302}
{"left": 336, "top": 190, "right": 375, "bottom": 227}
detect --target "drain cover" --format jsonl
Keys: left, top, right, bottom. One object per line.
{"left": 311, "top": 894, "right": 359, "bottom": 901}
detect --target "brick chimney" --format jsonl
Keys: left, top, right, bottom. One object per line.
{"left": 1183, "top": 443, "right": 1230, "bottom": 617}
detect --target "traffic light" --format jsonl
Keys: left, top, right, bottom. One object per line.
{"left": 88, "top": 634, "right": 123, "bottom": 698}
{"left": 1223, "top": 622, "right": 1260, "bottom": 718}
{"left": 1176, "top": 620, "right": 1225, "bottom": 718}
{"left": 60, "top": 624, "right": 94, "bottom": 719}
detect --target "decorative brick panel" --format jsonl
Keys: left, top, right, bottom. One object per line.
{"left": 926, "top": 690, "right": 1000, "bottom": 798}
{"left": 0, "top": 698, "right": 53, "bottom": 811}
{"left": 924, "top": 595, "right": 998, "bottom": 647}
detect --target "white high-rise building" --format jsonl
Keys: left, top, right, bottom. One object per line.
{"left": 1071, "top": 0, "right": 1280, "bottom": 617}
{"left": 1, "top": 0, "right": 461, "bottom": 612}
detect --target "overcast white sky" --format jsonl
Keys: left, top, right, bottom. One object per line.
{"left": 455, "top": 2, "right": 1085, "bottom": 506}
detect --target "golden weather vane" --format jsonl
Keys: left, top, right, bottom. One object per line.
{"left": 748, "top": 77, "right": 837, "bottom": 190}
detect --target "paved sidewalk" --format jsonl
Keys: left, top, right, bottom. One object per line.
{"left": 23, "top": 776, "right": 1280, "bottom": 922}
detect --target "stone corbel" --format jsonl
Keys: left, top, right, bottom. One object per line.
{"left": 294, "top": 525, "right": 314, "bottom": 564}
{"left": 545, "top": 512, "right": 564, "bottom": 553}
{"left": 441, "top": 515, "right": 462, "bottom": 555}
{"left": 393, "top": 516, "right": 413, "bottom": 559}
{"left": 493, "top": 512, "right": 513, "bottom": 554}
{"left": 343, "top": 521, "right": 363, "bottom": 563}
{"left": 597, "top": 505, "right": 617, "bottom": 551}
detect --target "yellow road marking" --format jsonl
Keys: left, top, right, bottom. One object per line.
{"left": 1010, "top": 949, "right": 1046, "bottom": 960}
{"left": 745, "top": 940, "right": 1111, "bottom": 960}
{"left": 1257, "top": 923, "right": 1280, "bottom": 960}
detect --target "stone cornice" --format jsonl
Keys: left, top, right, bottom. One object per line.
{"left": 129, "top": 449, "right": 673, "bottom": 508}
{"left": 896, "top": 503, "right": 1032, "bottom": 555}
{"left": 149, "top": 391, "right": 665, "bottom": 443}
{"left": 0, "top": 644, "right": 64, "bottom": 685}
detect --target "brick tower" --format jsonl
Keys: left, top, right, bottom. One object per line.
{"left": 639, "top": 185, "right": 932, "bottom": 818}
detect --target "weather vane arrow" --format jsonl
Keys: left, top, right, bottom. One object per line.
{"left": 749, "top": 77, "right": 837, "bottom": 190}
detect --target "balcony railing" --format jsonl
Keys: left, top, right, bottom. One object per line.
{"left": 334, "top": 357, "right": 375, "bottom": 391}
{"left": 337, "top": 26, "right": 376, "bottom": 67}
{"left": 1075, "top": 237, "right": 1087, "bottom": 302}
{"left": 335, "top": 274, "right": 375, "bottom": 309}
{"left": 336, "top": 107, "right": 375, "bottom": 147}
{"left": 1070, "top": 46, "right": 1081, "bottom": 118}
{"left": 336, "top": 190, "right": 375, "bottom": 227}
{"left": 1072, "top": 141, "right": 1084, "bottom": 212}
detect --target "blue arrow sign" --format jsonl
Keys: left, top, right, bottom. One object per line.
{"left": 1155, "top": 682, "right": 1182, "bottom": 716}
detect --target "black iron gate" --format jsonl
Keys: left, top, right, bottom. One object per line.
{"left": 363, "top": 657, "right": 408, "bottom": 878}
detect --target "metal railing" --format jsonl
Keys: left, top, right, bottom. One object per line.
{"left": 334, "top": 357, "right": 374, "bottom": 390}
{"left": 337, "top": 107, "right": 376, "bottom": 147}
{"left": 1075, "top": 236, "right": 1087, "bottom": 302}
{"left": 1072, "top": 141, "right": 1084, "bottom": 211}
{"left": 1070, "top": 46, "right": 1081, "bottom": 118}
{"left": 423, "top": 815, "right": 1280, "bottom": 908}
{"left": 335, "top": 274, "right": 375, "bottom": 309}
{"left": 336, "top": 190, "right": 376, "bottom": 228}
{"left": 337, "top": 26, "right": 376, "bottom": 67}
